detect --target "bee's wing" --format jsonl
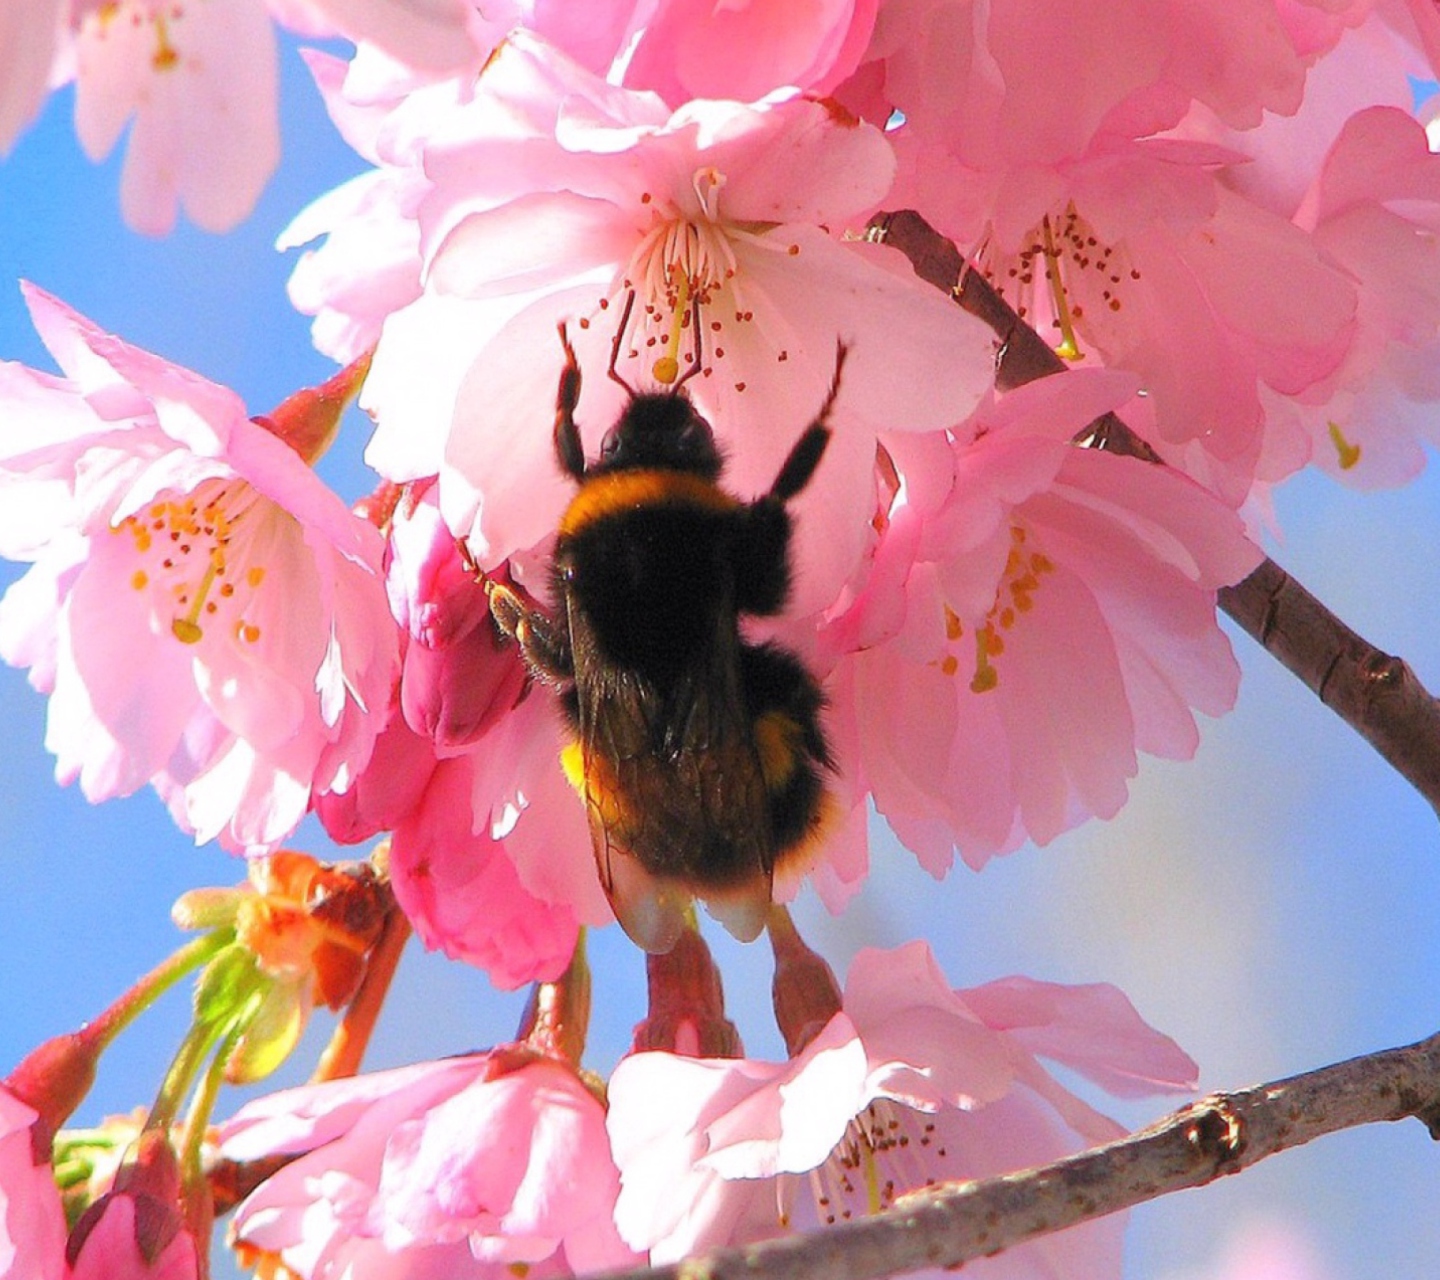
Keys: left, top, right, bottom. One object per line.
{"left": 565, "top": 596, "right": 773, "bottom": 952}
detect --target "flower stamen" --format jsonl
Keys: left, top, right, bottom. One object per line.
{"left": 653, "top": 273, "right": 692, "bottom": 385}
{"left": 605, "top": 168, "right": 753, "bottom": 388}
{"left": 1328, "top": 420, "right": 1362, "bottom": 469}
{"left": 808, "top": 1101, "right": 945, "bottom": 1226}
{"left": 116, "top": 480, "right": 270, "bottom": 648}
{"left": 1042, "top": 216, "right": 1084, "bottom": 362}
{"left": 936, "top": 526, "right": 1054, "bottom": 693}
{"left": 151, "top": 13, "right": 180, "bottom": 71}
{"left": 979, "top": 204, "right": 1137, "bottom": 362}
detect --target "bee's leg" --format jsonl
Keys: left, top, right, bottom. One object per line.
{"left": 737, "top": 343, "right": 849, "bottom": 615}
{"left": 554, "top": 325, "right": 587, "bottom": 481}
{"left": 487, "top": 581, "right": 574, "bottom": 684}
{"left": 768, "top": 341, "right": 847, "bottom": 502}
{"left": 733, "top": 498, "right": 793, "bottom": 617}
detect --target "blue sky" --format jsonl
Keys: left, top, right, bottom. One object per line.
{"left": 1, "top": 37, "right": 1438, "bottom": 1280}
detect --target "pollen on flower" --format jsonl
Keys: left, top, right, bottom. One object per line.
{"left": 808, "top": 1101, "right": 945, "bottom": 1226}
{"left": 601, "top": 167, "right": 764, "bottom": 386}
{"left": 116, "top": 477, "right": 272, "bottom": 648}
{"left": 939, "top": 527, "right": 1054, "bottom": 693}
{"left": 981, "top": 205, "right": 1137, "bottom": 362}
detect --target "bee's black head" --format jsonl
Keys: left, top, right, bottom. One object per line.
{"left": 592, "top": 391, "right": 723, "bottom": 481}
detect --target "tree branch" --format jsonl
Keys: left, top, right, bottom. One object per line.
{"left": 591, "top": 1030, "right": 1440, "bottom": 1280}
{"left": 867, "top": 208, "right": 1440, "bottom": 819}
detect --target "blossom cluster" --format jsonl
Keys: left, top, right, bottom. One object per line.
{"left": 1, "top": 0, "right": 1438, "bottom": 1277}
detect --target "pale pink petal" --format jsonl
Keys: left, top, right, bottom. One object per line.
{"left": 438, "top": 282, "right": 617, "bottom": 565}
{"left": 611, "top": 940, "right": 1193, "bottom": 1273}
{"left": 224, "top": 1054, "right": 638, "bottom": 1278}
{"left": 474, "top": 693, "right": 616, "bottom": 927}
{"left": 24, "top": 282, "right": 249, "bottom": 448}
{"left": 960, "top": 976, "right": 1198, "bottom": 1096}
{"left": 620, "top": 0, "right": 878, "bottom": 103}
{"left": 297, "top": 0, "right": 481, "bottom": 73}
{"left": 0, "top": 0, "right": 64, "bottom": 154}
{"left": 842, "top": 943, "right": 1019, "bottom": 1109}
{"left": 609, "top": 1050, "right": 828, "bottom": 1257}
{"left": 0, "top": 1091, "right": 67, "bottom": 1280}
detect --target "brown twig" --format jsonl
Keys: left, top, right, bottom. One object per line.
{"left": 867, "top": 208, "right": 1440, "bottom": 819}
{"left": 589, "top": 1030, "right": 1440, "bottom": 1280}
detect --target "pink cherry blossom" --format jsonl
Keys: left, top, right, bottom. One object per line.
{"left": 454, "top": 686, "right": 618, "bottom": 930}
{"left": 313, "top": 707, "right": 436, "bottom": 844}
{"left": 0, "top": 1088, "right": 67, "bottom": 1280}
{"left": 310, "top": 486, "right": 614, "bottom": 958}
{"left": 840, "top": 0, "right": 1317, "bottom": 172}
{"left": 607, "top": 940, "right": 1196, "bottom": 1271}
{"left": 318, "top": 487, "right": 601, "bottom": 975}
{"left": 888, "top": 130, "right": 1357, "bottom": 501}
{"left": 334, "top": 736, "right": 601, "bottom": 982}
{"left": 831, "top": 0, "right": 1370, "bottom": 498}
{"left": 1, "top": 1091, "right": 200, "bottom": 1279}
{"left": 276, "top": 47, "right": 481, "bottom": 370}
{"left": 37, "top": 0, "right": 482, "bottom": 234}
{"left": 221, "top": 1051, "right": 642, "bottom": 1279}
{"left": 819, "top": 370, "right": 1261, "bottom": 868}
{"left": 314, "top": 484, "right": 608, "bottom": 970}
{"left": 0, "top": 285, "right": 398, "bottom": 852}
{"left": 1277, "top": 106, "right": 1440, "bottom": 486}
{"left": 1174, "top": 15, "right": 1424, "bottom": 219}
{"left": 358, "top": 33, "right": 994, "bottom": 604}
{"left": 71, "top": 0, "right": 282, "bottom": 234}
{"left": 387, "top": 751, "right": 584, "bottom": 989}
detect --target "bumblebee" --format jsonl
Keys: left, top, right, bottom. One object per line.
{"left": 486, "top": 329, "right": 845, "bottom": 954}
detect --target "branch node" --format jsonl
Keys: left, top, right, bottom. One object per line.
{"left": 1184, "top": 1098, "right": 1247, "bottom": 1168}
{"left": 1361, "top": 652, "right": 1404, "bottom": 688}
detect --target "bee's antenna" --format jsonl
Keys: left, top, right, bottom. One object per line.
{"left": 607, "top": 289, "right": 638, "bottom": 396}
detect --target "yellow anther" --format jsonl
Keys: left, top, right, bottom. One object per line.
{"left": 653, "top": 273, "right": 691, "bottom": 384}
{"left": 1042, "top": 216, "right": 1085, "bottom": 362}
{"left": 171, "top": 559, "right": 219, "bottom": 644}
{"left": 152, "top": 14, "right": 180, "bottom": 70}
{"left": 1328, "top": 421, "right": 1361, "bottom": 470}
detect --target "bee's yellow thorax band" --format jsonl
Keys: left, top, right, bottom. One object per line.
{"left": 560, "top": 469, "right": 740, "bottom": 538}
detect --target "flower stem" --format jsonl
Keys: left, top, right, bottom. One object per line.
{"left": 312, "top": 905, "right": 412, "bottom": 1083}
{"left": 767, "top": 905, "right": 842, "bottom": 1057}
{"left": 517, "top": 930, "right": 592, "bottom": 1066}
{"left": 82, "top": 931, "right": 232, "bottom": 1058}
{"left": 147, "top": 986, "right": 261, "bottom": 1136}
